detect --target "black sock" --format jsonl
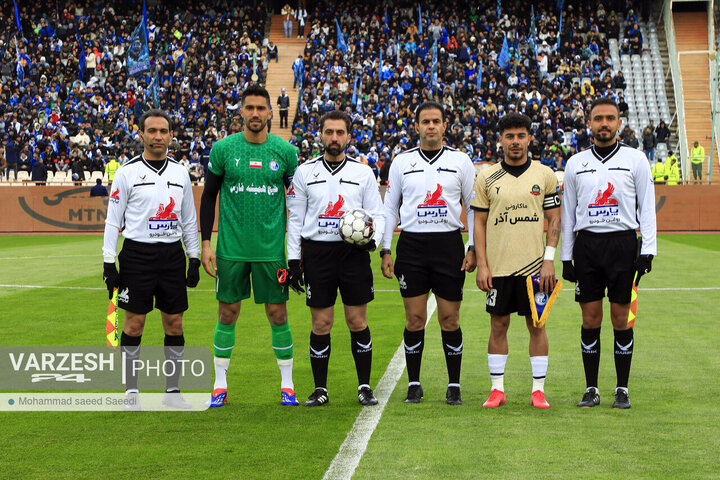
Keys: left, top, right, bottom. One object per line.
{"left": 581, "top": 327, "right": 601, "bottom": 389}
{"left": 614, "top": 328, "right": 634, "bottom": 390}
{"left": 441, "top": 328, "right": 463, "bottom": 385}
{"left": 403, "top": 328, "right": 425, "bottom": 384}
{"left": 309, "top": 332, "right": 331, "bottom": 390}
{"left": 350, "top": 327, "right": 372, "bottom": 387}
{"left": 121, "top": 332, "right": 142, "bottom": 392}
{"left": 164, "top": 334, "right": 185, "bottom": 393}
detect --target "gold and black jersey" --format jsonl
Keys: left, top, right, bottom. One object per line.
{"left": 471, "top": 160, "right": 559, "bottom": 277}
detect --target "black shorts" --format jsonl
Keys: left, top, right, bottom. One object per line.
{"left": 117, "top": 239, "right": 188, "bottom": 315}
{"left": 394, "top": 230, "right": 465, "bottom": 301}
{"left": 485, "top": 276, "right": 531, "bottom": 316}
{"left": 302, "top": 240, "right": 374, "bottom": 308}
{"left": 573, "top": 230, "right": 637, "bottom": 304}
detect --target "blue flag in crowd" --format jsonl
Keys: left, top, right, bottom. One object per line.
{"left": 384, "top": 8, "right": 389, "bottom": 33}
{"left": 529, "top": 5, "right": 538, "bottom": 62}
{"left": 418, "top": 4, "right": 423, "bottom": 35}
{"left": 127, "top": 8, "right": 151, "bottom": 76}
{"left": 557, "top": 0, "right": 565, "bottom": 12}
{"left": 431, "top": 38, "right": 438, "bottom": 90}
{"left": 557, "top": 10, "right": 563, "bottom": 50}
{"left": 496, "top": 0, "right": 501, "bottom": 19}
{"left": 498, "top": 35, "right": 510, "bottom": 70}
{"left": 14, "top": 37, "right": 24, "bottom": 84}
{"left": 396, "top": 36, "right": 400, "bottom": 64}
{"left": 477, "top": 58, "right": 483, "bottom": 90}
{"left": 148, "top": 67, "right": 160, "bottom": 108}
{"left": 351, "top": 73, "right": 358, "bottom": 105}
{"left": 336, "top": 18, "right": 347, "bottom": 54}
{"left": 379, "top": 48, "right": 383, "bottom": 76}
{"left": 77, "top": 33, "right": 86, "bottom": 81}
{"left": 143, "top": 0, "right": 149, "bottom": 43}
{"left": 14, "top": 0, "right": 23, "bottom": 37}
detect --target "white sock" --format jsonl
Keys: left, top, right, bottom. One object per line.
{"left": 213, "top": 356, "right": 230, "bottom": 390}
{"left": 488, "top": 353, "right": 508, "bottom": 392}
{"left": 616, "top": 386, "right": 628, "bottom": 394}
{"left": 530, "top": 355, "right": 548, "bottom": 392}
{"left": 277, "top": 358, "right": 294, "bottom": 390}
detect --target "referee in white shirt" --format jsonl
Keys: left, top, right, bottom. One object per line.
{"left": 102, "top": 109, "right": 201, "bottom": 409}
{"left": 287, "top": 110, "right": 385, "bottom": 407}
{"left": 381, "top": 101, "right": 477, "bottom": 405}
{"left": 561, "top": 97, "right": 656, "bottom": 409}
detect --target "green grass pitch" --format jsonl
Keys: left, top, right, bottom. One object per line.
{"left": 0, "top": 233, "right": 718, "bottom": 479}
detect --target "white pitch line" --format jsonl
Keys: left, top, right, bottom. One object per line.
{"left": 323, "top": 291, "right": 438, "bottom": 480}
{"left": 1, "top": 284, "right": 719, "bottom": 293}
{"left": 0, "top": 254, "right": 101, "bottom": 260}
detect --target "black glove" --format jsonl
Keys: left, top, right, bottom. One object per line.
{"left": 186, "top": 257, "right": 201, "bottom": 287}
{"left": 355, "top": 239, "right": 377, "bottom": 252}
{"left": 103, "top": 262, "right": 119, "bottom": 299}
{"left": 287, "top": 259, "right": 305, "bottom": 294}
{"left": 562, "top": 261, "right": 576, "bottom": 283}
{"left": 634, "top": 254, "right": 653, "bottom": 286}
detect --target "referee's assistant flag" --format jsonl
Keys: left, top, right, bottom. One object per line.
{"left": 526, "top": 276, "right": 563, "bottom": 328}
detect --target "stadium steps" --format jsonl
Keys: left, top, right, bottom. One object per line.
{"left": 673, "top": 10, "right": 718, "bottom": 183}
{"left": 656, "top": 17, "right": 679, "bottom": 153}
{"left": 264, "top": 14, "right": 305, "bottom": 142}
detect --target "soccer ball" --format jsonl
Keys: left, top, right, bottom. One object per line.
{"left": 338, "top": 209, "right": 375, "bottom": 246}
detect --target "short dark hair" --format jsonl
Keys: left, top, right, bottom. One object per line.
{"left": 139, "top": 109, "right": 172, "bottom": 132}
{"left": 589, "top": 97, "right": 619, "bottom": 115}
{"left": 319, "top": 110, "right": 352, "bottom": 132}
{"left": 415, "top": 101, "right": 445, "bottom": 123}
{"left": 96, "top": 178, "right": 103, "bottom": 185}
{"left": 241, "top": 84, "right": 271, "bottom": 107}
{"left": 497, "top": 112, "right": 532, "bottom": 134}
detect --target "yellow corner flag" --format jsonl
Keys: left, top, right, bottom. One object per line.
{"left": 526, "top": 276, "right": 563, "bottom": 328}
{"left": 106, "top": 288, "right": 119, "bottom": 350}
{"left": 628, "top": 272, "right": 638, "bottom": 328}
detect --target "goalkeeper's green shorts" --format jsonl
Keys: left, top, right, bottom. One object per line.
{"left": 215, "top": 258, "right": 289, "bottom": 305}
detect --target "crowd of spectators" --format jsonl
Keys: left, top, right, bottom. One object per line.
{"left": 289, "top": 0, "right": 661, "bottom": 181}
{"left": 1, "top": 0, "right": 272, "bottom": 183}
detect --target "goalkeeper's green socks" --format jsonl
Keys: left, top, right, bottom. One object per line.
{"left": 271, "top": 322, "right": 294, "bottom": 390}
{"left": 213, "top": 322, "right": 235, "bottom": 390}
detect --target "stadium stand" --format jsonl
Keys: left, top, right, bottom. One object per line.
{"left": 1, "top": 0, "right": 272, "bottom": 184}
{"left": 1, "top": 0, "right": 679, "bottom": 186}
{"left": 289, "top": 0, "right": 673, "bottom": 175}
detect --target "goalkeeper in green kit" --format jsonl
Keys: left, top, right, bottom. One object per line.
{"left": 200, "top": 85, "right": 302, "bottom": 407}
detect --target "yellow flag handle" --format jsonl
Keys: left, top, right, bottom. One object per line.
{"left": 106, "top": 288, "right": 119, "bottom": 351}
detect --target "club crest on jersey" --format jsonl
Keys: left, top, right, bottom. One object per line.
{"left": 269, "top": 159, "right": 279, "bottom": 171}
{"left": 530, "top": 184, "right": 541, "bottom": 196}
{"left": 110, "top": 188, "right": 120, "bottom": 204}
{"left": 148, "top": 197, "right": 178, "bottom": 230}
{"left": 417, "top": 184, "right": 448, "bottom": 219}
{"left": 318, "top": 195, "right": 346, "bottom": 230}
{"left": 588, "top": 182, "right": 619, "bottom": 220}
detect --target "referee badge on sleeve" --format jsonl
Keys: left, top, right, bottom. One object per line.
{"left": 526, "top": 276, "right": 563, "bottom": 328}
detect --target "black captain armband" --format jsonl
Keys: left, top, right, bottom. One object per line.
{"left": 543, "top": 192, "right": 561, "bottom": 209}
{"left": 379, "top": 249, "right": 392, "bottom": 259}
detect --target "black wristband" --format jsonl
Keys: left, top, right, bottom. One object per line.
{"left": 467, "top": 245, "right": 475, "bottom": 252}
{"left": 379, "top": 249, "right": 391, "bottom": 258}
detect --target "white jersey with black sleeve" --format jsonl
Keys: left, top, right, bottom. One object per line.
{"left": 381, "top": 146, "right": 476, "bottom": 249}
{"left": 287, "top": 155, "right": 385, "bottom": 261}
{"left": 102, "top": 155, "right": 200, "bottom": 262}
{"left": 560, "top": 142, "right": 657, "bottom": 260}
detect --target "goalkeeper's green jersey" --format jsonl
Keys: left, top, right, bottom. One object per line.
{"left": 209, "top": 132, "right": 298, "bottom": 261}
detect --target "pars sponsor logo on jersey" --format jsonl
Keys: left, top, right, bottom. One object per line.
{"left": 110, "top": 189, "right": 120, "bottom": 204}
{"left": 287, "top": 185, "right": 295, "bottom": 198}
{"left": 269, "top": 159, "right": 279, "bottom": 171}
{"left": 317, "top": 195, "right": 346, "bottom": 231}
{"left": 588, "top": 182, "right": 620, "bottom": 222}
{"left": 417, "top": 184, "right": 448, "bottom": 220}
{"left": 148, "top": 197, "right": 178, "bottom": 231}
